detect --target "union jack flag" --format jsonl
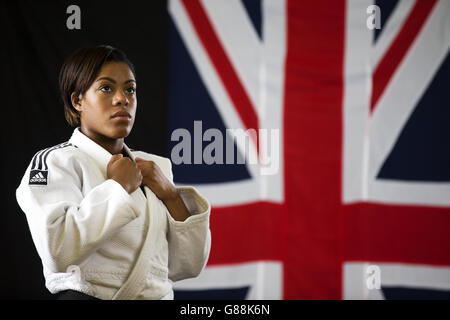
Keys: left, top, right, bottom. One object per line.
{"left": 168, "top": 0, "right": 450, "bottom": 299}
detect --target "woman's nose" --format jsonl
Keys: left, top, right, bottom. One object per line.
{"left": 113, "top": 91, "right": 129, "bottom": 106}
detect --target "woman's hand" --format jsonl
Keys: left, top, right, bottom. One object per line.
{"left": 107, "top": 154, "right": 143, "bottom": 194}
{"left": 135, "top": 157, "right": 190, "bottom": 221}
{"left": 135, "top": 157, "right": 177, "bottom": 201}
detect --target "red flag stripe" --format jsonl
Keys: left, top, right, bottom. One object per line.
{"left": 370, "top": 0, "right": 437, "bottom": 112}
{"left": 283, "top": 0, "right": 345, "bottom": 299}
{"left": 207, "top": 202, "right": 283, "bottom": 265}
{"left": 342, "top": 202, "right": 450, "bottom": 266}
{"left": 181, "top": 0, "right": 260, "bottom": 154}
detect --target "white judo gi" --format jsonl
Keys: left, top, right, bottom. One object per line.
{"left": 16, "top": 128, "right": 211, "bottom": 300}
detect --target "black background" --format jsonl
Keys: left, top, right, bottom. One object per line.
{"left": 0, "top": 0, "right": 169, "bottom": 299}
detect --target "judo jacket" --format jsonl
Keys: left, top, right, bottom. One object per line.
{"left": 16, "top": 128, "right": 211, "bottom": 300}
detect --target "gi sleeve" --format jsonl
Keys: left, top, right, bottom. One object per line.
{"left": 165, "top": 159, "right": 212, "bottom": 282}
{"left": 16, "top": 150, "right": 138, "bottom": 273}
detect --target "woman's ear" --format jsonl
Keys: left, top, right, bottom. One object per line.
{"left": 71, "top": 92, "right": 83, "bottom": 112}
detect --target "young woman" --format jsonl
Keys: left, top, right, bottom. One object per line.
{"left": 16, "top": 45, "right": 211, "bottom": 300}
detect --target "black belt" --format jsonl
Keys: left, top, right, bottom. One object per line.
{"left": 57, "top": 289, "right": 100, "bottom": 300}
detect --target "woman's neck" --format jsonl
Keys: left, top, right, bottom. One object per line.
{"left": 79, "top": 127, "right": 124, "bottom": 155}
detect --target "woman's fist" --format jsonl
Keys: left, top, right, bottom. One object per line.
{"left": 135, "top": 157, "right": 190, "bottom": 221}
{"left": 107, "top": 154, "right": 142, "bottom": 194}
{"left": 135, "top": 157, "right": 177, "bottom": 201}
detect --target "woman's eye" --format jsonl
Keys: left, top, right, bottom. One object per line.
{"left": 126, "top": 87, "right": 136, "bottom": 94}
{"left": 100, "top": 85, "right": 112, "bottom": 93}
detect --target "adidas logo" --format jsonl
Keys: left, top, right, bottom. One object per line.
{"left": 29, "top": 170, "right": 48, "bottom": 185}
{"left": 30, "top": 172, "right": 46, "bottom": 182}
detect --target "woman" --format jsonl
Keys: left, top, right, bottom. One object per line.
{"left": 16, "top": 45, "right": 211, "bottom": 300}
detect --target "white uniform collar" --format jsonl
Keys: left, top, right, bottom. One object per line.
{"left": 68, "top": 127, "right": 135, "bottom": 176}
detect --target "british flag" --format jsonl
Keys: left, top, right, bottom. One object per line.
{"left": 167, "top": 0, "right": 450, "bottom": 299}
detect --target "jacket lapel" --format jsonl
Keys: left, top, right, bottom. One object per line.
{"left": 69, "top": 128, "right": 136, "bottom": 175}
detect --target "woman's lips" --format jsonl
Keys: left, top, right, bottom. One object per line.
{"left": 112, "top": 116, "right": 130, "bottom": 121}
{"left": 111, "top": 110, "right": 131, "bottom": 120}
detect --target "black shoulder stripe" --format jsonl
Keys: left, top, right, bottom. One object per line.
{"left": 31, "top": 150, "right": 42, "bottom": 171}
{"left": 30, "top": 142, "right": 75, "bottom": 171}
{"left": 36, "top": 147, "right": 51, "bottom": 171}
{"left": 29, "top": 142, "right": 76, "bottom": 186}
{"left": 40, "top": 142, "right": 68, "bottom": 171}
{"left": 31, "top": 148, "right": 49, "bottom": 171}
{"left": 42, "top": 142, "right": 73, "bottom": 170}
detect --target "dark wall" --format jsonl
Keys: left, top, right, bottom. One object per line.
{"left": 0, "top": 0, "right": 169, "bottom": 299}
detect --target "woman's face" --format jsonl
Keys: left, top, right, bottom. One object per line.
{"left": 74, "top": 61, "right": 137, "bottom": 141}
